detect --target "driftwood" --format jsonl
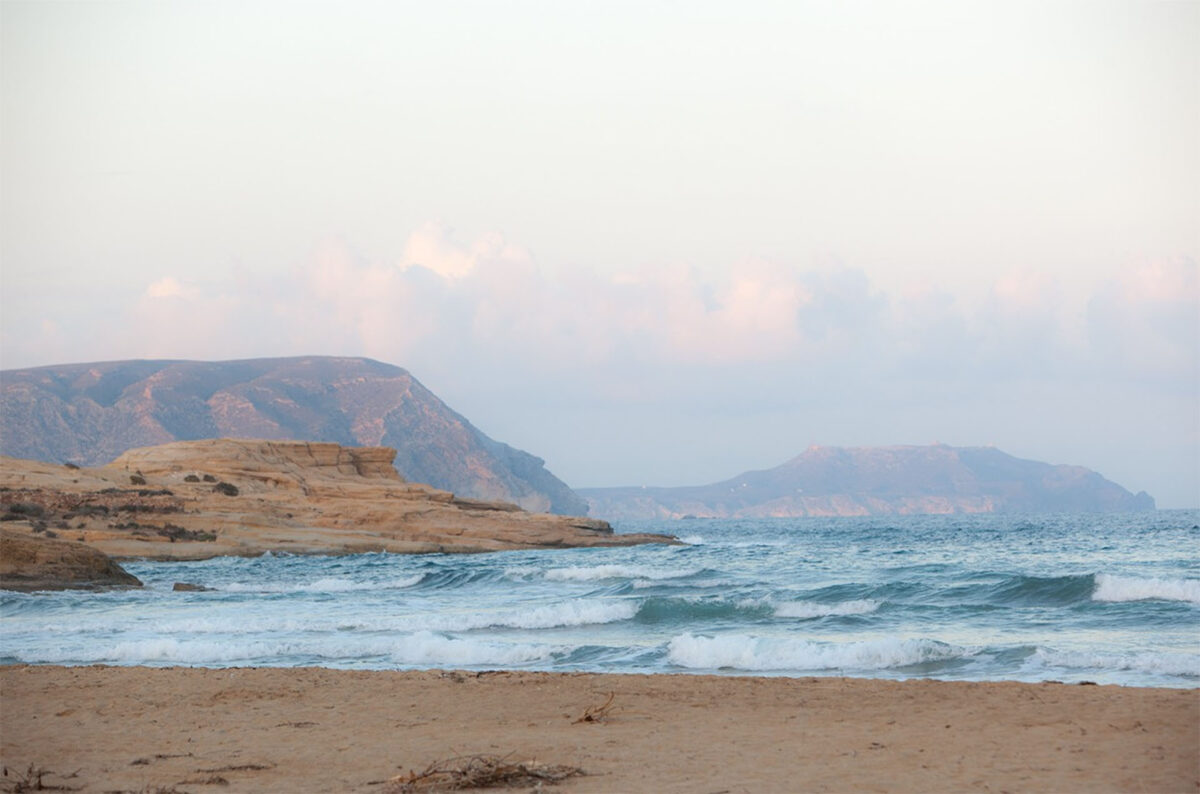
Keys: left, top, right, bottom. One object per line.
{"left": 386, "top": 754, "right": 582, "bottom": 792}
{"left": 573, "top": 692, "right": 616, "bottom": 724}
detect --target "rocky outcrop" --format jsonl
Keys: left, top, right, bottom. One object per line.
{"left": 580, "top": 444, "right": 1156, "bottom": 520}
{"left": 0, "top": 357, "right": 588, "bottom": 515}
{"left": 111, "top": 439, "right": 402, "bottom": 489}
{"left": 0, "top": 529, "right": 143, "bottom": 591}
{"left": 0, "top": 439, "right": 676, "bottom": 562}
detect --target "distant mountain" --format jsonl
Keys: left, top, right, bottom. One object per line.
{"left": 579, "top": 444, "right": 1155, "bottom": 519}
{"left": 0, "top": 356, "right": 588, "bottom": 515}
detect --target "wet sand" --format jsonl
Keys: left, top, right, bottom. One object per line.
{"left": 1, "top": 665, "right": 1196, "bottom": 793}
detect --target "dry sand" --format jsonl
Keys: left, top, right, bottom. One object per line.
{"left": 1, "top": 665, "right": 1196, "bottom": 793}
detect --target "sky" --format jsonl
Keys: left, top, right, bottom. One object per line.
{"left": 1, "top": 1, "right": 1197, "bottom": 507}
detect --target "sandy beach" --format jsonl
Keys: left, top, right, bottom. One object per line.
{"left": 1, "top": 665, "right": 1195, "bottom": 793}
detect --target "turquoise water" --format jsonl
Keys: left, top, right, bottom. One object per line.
{"left": 3, "top": 511, "right": 1197, "bottom": 687}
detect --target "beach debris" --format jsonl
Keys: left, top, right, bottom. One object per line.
{"left": 573, "top": 691, "right": 616, "bottom": 724}
{"left": 385, "top": 754, "right": 582, "bottom": 792}
{"left": 176, "top": 774, "right": 229, "bottom": 786}
{"left": 129, "top": 753, "right": 193, "bottom": 767}
{"left": 0, "top": 764, "right": 80, "bottom": 792}
{"left": 194, "top": 763, "right": 274, "bottom": 773}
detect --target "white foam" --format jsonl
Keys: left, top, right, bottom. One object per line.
{"left": 1030, "top": 647, "right": 1200, "bottom": 678}
{"left": 33, "top": 596, "right": 639, "bottom": 638}
{"left": 388, "top": 631, "right": 556, "bottom": 666}
{"left": 1092, "top": 574, "right": 1200, "bottom": 605}
{"left": 774, "top": 599, "right": 881, "bottom": 619}
{"left": 666, "top": 633, "right": 966, "bottom": 672}
{"left": 458, "top": 599, "right": 639, "bottom": 630}
{"left": 9, "top": 631, "right": 557, "bottom": 668}
{"left": 219, "top": 574, "right": 425, "bottom": 593}
{"left": 544, "top": 565, "right": 699, "bottom": 582}
{"left": 678, "top": 535, "right": 707, "bottom": 546}
{"left": 502, "top": 566, "right": 540, "bottom": 580}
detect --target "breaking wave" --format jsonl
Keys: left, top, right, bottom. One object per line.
{"left": 1092, "top": 574, "right": 1200, "bottom": 605}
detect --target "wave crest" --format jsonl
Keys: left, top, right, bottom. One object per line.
{"left": 1092, "top": 574, "right": 1200, "bottom": 605}
{"left": 774, "top": 599, "right": 880, "bottom": 619}
{"left": 544, "top": 565, "right": 700, "bottom": 583}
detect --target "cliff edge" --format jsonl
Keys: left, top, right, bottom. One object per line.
{"left": 0, "top": 356, "right": 589, "bottom": 514}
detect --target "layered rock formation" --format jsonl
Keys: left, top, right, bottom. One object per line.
{"left": 0, "top": 356, "right": 587, "bottom": 514}
{"left": 0, "top": 439, "right": 676, "bottom": 565}
{"left": 580, "top": 444, "right": 1156, "bottom": 520}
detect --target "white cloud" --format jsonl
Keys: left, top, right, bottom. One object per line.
{"left": 144, "top": 277, "right": 191, "bottom": 299}
{"left": 33, "top": 231, "right": 1193, "bottom": 396}
{"left": 3, "top": 229, "right": 1195, "bottom": 505}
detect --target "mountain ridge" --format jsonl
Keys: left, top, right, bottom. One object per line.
{"left": 579, "top": 444, "right": 1155, "bottom": 519}
{"left": 0, "top": 356, "right": 587, "bottom": 515}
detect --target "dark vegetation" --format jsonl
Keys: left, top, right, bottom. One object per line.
{"left": 385, "top": 755, "right": 583, "bottom": 792}
{"left": 0, "top": 487, "right": 212, "bottom": 542}
{"left": 0, "top": 764, "right": 80, "bottom": 792}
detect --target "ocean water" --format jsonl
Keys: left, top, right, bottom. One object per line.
{"left": 2, "top": 511, "right": 1197, "bottom": 688}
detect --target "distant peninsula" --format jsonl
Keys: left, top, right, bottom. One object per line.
{"left": 579, "top": 444, "right": 1155, "bottom": 520}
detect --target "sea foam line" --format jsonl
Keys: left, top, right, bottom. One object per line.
{"left": 666, "top": 633, "right": 968, "bottom": 672}
{"left": 219, "top": 574, "right": 426, "bottom": 594}
{"left": 1029, "top": 647, "right": 1200, "bottom": 678}
{"left": 774, "top": 599, "right": 881, "bottom": 619}
{"left": 1092, "top": 574, "right": 1200, "bottom": 605}
{"left": 544, "top": 565, "right": 701, "bottom": 582}
{"left": 6, "top": 630, "right": 560, "bottom": 668}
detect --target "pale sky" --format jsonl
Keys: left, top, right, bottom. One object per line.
{"left": 2, "top": 1, "right": 1197, "bottom": 507}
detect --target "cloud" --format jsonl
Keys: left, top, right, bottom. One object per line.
{"left": 144, "top": 277, "right": 191, "bottom": 299}
{"left": 1086, "top": 258, "right": 1198, "bottom": 382}
{"left": 10, "top": 227, "right": 1193, "bottom": 400}
{"left": 3, "top": 227, "right": 1194, "bottom": 504}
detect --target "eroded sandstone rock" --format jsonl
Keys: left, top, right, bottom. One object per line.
{"left": 0, "top": 529, "right": 143, "bottom": 591}
{"left": 0, "top": 439, "right": 677, "bottom": 562}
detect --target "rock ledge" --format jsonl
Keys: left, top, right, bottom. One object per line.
{"left": 0, "top": 439, "right": 676, "bottom": 569}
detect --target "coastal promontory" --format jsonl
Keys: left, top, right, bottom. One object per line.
{"left": 0, "top": 439, "right": 676, "bottom": 570}
{"left": 0, "top": 356, "right": 588, "bottom": 514}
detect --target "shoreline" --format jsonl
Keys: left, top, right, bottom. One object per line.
{"left": 2, "top": 665, "right": 1196, "bottom": 793}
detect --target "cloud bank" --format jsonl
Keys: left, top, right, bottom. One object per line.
{"left": 2, "top": 226, "right": 1196, "bottom": 506}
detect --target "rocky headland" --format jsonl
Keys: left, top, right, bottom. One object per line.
{"left": 0, "top": 356, "right": 588, "bottom": 514}
{"left": 0, "top": 439, "right": 676, "bottom": 588}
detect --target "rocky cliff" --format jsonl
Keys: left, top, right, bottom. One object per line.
{"left": 0, "top": 356, "right": 587, "bottom": 514}
{"left": 580, "top": 444, "right": 1156, "bottom": 520}
{"left": 0, "top": 439, "right": 676, "bottom": 564}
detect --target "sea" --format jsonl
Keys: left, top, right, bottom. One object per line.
{"left": 2, "top": 511, "right": 1198, "bottom": 688}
